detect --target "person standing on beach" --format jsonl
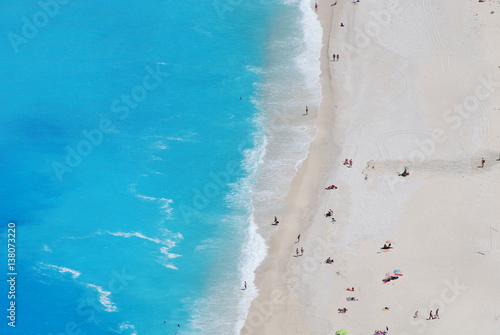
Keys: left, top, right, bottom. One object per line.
{"left": 244, "top": 281, "right": 247, "bottom": 290}
{"left": 427, "top": 310, "right": 434, "bottom": 320}
{"left": 304, "top": 106, "right": 308, "bottom": 115}
{"left": 296, "top": 248, "right": 299, "bottom": 257}
{"left": 435, "top": 309, "right": 439, "bottom": 319}
{"left": 315, "top": 2, "right": 318, "bottom": 10}
{"left": 349, "top": 159, "right": 352, "bottom": 168}
{"left": 481, "top": 158, "right": 485, "bottom": 168}
{"left": 297, "top": 234, "right": 301, "bottom": 243}
{"left": 300, "top": 247, "right": 304, "bottom": 256}
{"left": 336, "top": 54, "right": 339, "bottom": 61}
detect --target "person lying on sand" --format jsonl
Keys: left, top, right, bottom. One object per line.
{"left": 325, "top": 184, "right": 338, "bottom": 190}
{"left": 325, "top": 209, "right": 333, "bottom": 217}
{"left": 381, "top": 243, "right": 392, "bottom": 249}
{"left": 346, "top": 297, "right": 358, "bottom": 301}
{"left": 399, "top": 168, "right": 409, "bottom": 177}
{"left": 346, "top": 287, "right": 355, "bottom": 291}
{"left": 338, "top": 308, "right": 348, "bottom": 313}
{"left": 325, "top": 257, "right": 334, "bottom": 264}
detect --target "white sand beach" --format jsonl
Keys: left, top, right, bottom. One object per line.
{"left": 242, "top": 0, "right": 500, "bottom": 334}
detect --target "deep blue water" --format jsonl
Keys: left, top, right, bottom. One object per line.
{"left": 0, "top": 1, "right": 282, "bottom": 334}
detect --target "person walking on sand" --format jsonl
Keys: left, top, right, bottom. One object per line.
{"left": 300, "top": 247, "right": 304, "bottom": 256}
{"left": 315, "top": 2, "right": 318, "bottom": 10}
{"left": 427, "top": 310, "right": 434, "bottom": 320}
{"left": 481, "top": 158, "right": 485, "bottom": 168}
{"left": 435, "top": 308, "right": 439, "bottom": 319}
{"left": 336, "top": 54, "right": 339, "bottom": 61}
{"left": 349, "top": 159, "right": 352, "bottom": 168}
{"left": 413, "top": 311, "right": 419, "bottom": 318}
{"left": 297, "top": 234, "right": 301, "bottom": 243}
{"left": 304, "top": 106, "right": 308, "bottom": 115}
{"left": 244, "top": 281, "right": 247, "bottom": 290}
{"left": 296, "top": 248, "right": 299, "bottom": 257}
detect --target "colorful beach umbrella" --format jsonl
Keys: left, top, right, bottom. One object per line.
{"left": 393, "top": 269, "right": 403, "bottom": 274}
{"left": 335, "top": 330, "right": 349, "bottom": 335}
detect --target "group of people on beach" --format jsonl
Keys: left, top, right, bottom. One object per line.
{"left": 338, "top": 288, "right": 358, "bottom": 312}
{"left": 324, "top": 209, "right": 336, "bottom": 223}
{"left": 427, "top": 309, "right": 440, "bottom": 320}
{"left": 342, "top": 159, "right": 353, "bottom": 168}
{"left": 413, "top": 309, "right": 439, "bottom": 320}
{"left": 295, "top": 247, "right": 304, "bottom": 257}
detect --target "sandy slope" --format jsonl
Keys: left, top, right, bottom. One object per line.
{"left": 241, "top": 0, "right": 500, "bottom": 334}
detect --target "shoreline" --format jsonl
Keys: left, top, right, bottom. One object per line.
{"left": 241, "top": 0, "right": 500, "bottom": 334}
{"left": 241, "top": 0, "right": 343, "bottom": 333}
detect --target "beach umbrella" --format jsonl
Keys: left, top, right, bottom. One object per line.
{"left": 385, "top": 272, "right": 394, "bottom": 277}
{"left": 385, "top": 240, "right": 393, "bottom": 244}
{"left": 404, "top": 166, "right": 412, "bottom": 170}
{"left": 393, "top": 269, "right": 403, "bottom": 276}
{"left": 335, "top": 330, "right": 349, "bottom": 335}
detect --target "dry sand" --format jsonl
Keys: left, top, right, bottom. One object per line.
{"left": 242, "top": 0, "right": 500, "bottom": 334}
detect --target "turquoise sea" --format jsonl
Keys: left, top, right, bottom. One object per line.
{"left": 0, "top": 0, "right": 321, "bottom": 334}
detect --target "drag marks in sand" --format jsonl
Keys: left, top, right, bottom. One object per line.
{"left": 363, "top": 156, "right": 500, "bottom": 182}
